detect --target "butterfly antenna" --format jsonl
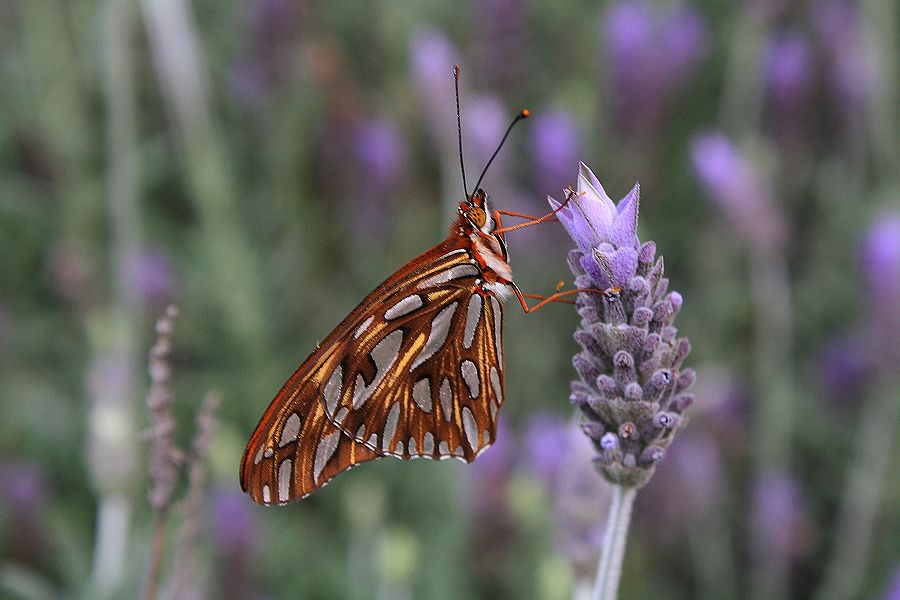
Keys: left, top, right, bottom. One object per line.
{"left": 472, "top": 108, "right": 530, "bottom": 193}
{"left": 453, "top": 65, "right": 469, "bottom": 199}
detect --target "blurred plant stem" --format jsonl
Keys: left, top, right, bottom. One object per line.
{"left": 139, "top": 0, "right": 269, "bottom": 359}
{"left": 862, "top": 0, "right": 899, "bottom": 182}
{"left": 690, "top": 505, "right": 738, "bottom": 600}
{"left": 718, "top": 9, "right": 766, "bottom": 138}
{"left": 87, "top": 1, "right": 144, "bottom": 597}
{"left": 17, "top": 0, "right": 101, "bottom": 241}
{"left": 747, "top": 241, "right": 795, "bottom": 600}
{"left": 813, "top": 379, "right": 899, "bottom": 600}
{"left": 591, "top": 485, "right": 636, "bottom": 600}
{"left": 720, "top": 9, "right": 796, "bottom": 600}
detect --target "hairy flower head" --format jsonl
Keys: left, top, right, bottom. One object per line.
{"left": 551, "top": 163, "right": 694, "bottom": 488}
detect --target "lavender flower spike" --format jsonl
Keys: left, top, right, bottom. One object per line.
{"left": 551, "top": 163, "right": 693, "bottom": 488}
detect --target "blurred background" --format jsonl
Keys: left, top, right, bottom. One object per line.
{"left": 0, "top": 0, "right": 898, "bottom": 598}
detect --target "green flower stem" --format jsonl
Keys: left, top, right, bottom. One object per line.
{"left": 592, "top": 485, "right": 637, "bottom": 600}
{"left": 813, "top": 380, "right": 900, "bottom": 600}
{"left": 748, "top": 249, "right": 795, "bottom": 600}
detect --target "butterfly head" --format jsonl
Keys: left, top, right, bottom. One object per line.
{"left": 460, "top": 188, "right": 496, "bottom": 235}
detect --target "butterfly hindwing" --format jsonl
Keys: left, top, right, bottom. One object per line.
{"left": 326, "top": 282, "right": 504, "bottom": 461}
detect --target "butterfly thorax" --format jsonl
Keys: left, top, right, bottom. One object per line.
{"left": 454, "top": 189, "right": 514, "bottom": 301}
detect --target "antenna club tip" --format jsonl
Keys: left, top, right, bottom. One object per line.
{"left": 520, "top": 109, "right": 531, "bottom": 118}
{"left": 453, "top": 64, "right": 461, "bottom": 76}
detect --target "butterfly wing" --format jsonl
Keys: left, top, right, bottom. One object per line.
{"left": 240, "top": 241, "right": 506, "bottom": 504}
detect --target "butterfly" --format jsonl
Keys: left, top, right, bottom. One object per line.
{"left": 240, "top": 70, "right": 583, "bottom": 504}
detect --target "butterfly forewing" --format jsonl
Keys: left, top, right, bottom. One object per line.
{"left": 240, "top": 240, "right": 506, "bottom": 504}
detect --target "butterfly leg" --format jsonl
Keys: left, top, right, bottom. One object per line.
{"left": 510, "top": 282, "right": 604, "bottom": 314}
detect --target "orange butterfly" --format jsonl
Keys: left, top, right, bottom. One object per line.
{"left": 240, "top": 72, "right": 582, "bottom": 504}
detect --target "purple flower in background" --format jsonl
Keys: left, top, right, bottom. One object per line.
{"left": 529, "top": 108, "right": 582, "bottom": 196}
{"left": 211, "top": 487, "right": 259, "bottom": 556}
{"left": 817, "top": 336, "right": 870, "bottom": 410}
{"left": 552, "top": 163, "right": 694, "bottom": 488}
{"left": 410, "top": 28, "right": 459, "bottom": 144}
{"left": 473, "top": 0, "right": 527, "bottom": 93}
{"left": 884, "top": 564, "right": 900, "bottom": 600}
{"left": 524, "top": 412, "right": 571, "bottom": 485}
{"left": 210, "top": 487, "right": 260, "bottom": 599}
{"left": 329, "top": 117, "right": 408, "bottom": 244}
{"left": 636, "top": 431, "right": 725, "bottom": 544}
{"left": 0, "top": 460, "right": 50, "bottom": 562}
{"left": 128, "top": 247, "right": 175, "bottom": 308}
{"left": 524, "top": 414, "right": 612, "bottom": 580}
{"left": 750, "top": 470, "right": 811, "bottom": 563}
{"left": 602, "top": 1, "right": 708, "bottom": 137}
{"left": 812, "top": 0, "right": 876, "bottom": 123}
{"left": 764, "top": 30, "right": 816, "bottom": 150}
{"left": 228, "top": 0, "right": 301, "bottom": 107}
{"left": 352, "top": 118, "right": 408, "bottom": 191}
{"left": 859, "top": 214, "right": 900, "bottom": 373}
{"left": 690, "top": 132, "right": 786, "bottom": 252}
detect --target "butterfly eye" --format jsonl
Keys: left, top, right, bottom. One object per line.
{"left": 467, "top": 206, "right": 487, "bottom": 228}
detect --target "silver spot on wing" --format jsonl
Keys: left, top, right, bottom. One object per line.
{"left": 463, "top": 294, "right": 482, "bottom": 348}
{"left": 412, "top": 378, "right": 432, "bottom": 412}
{"left": 490, "top": 367, "right": 503, "bottom": 419}
{"left": 262, "top": 484, "right": 271, "bottom": 504}
{"left": 383, "top": 402, "right": 401, "bottom": 450}
{"left": 354, "top": 315, "right": 375, "bottom": 339}
{"left": 418, "top": 264, "right": 480, "bottom": 289}
{"left": 462, "top": 406, "right": 479, "bottom": 450}
{"left": 461, "top": 360, "right": 480, "bottom": 399}
{"left": 278, "top": 459, "right": 292, "bottom": 502}
{"left": 384, "top": 295, "right": 423, "bottom": 320}
{"left": 423, "top": 432, "right": 435, "bottom": 455}
{"left": 254, "top": 446, "right": 263, "bottom": 465}
{"left": 353, "top": 330, "right": 403, "bottom": 408}
{"left": 410, "top": 302, "right": 458, "bottom": 370}
{"left": 439, "top": 378, "right": 453, "bottom": 422}
{"left": 313, "top": 431, "right": 340, "bottom": 484}
{"left": 279, "top": 413, "right": 301, "bottom": 447}
{"left": 323, "top": 366, "right": 342, "bottom": 414}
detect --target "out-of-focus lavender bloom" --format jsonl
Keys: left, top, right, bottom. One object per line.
{"left": 410, "top": 28, "right": 459, "bottom": 144}
{"left": 473, "top": 0, "right": 527, "bottom": 93}
{"left": 602, "top": 1, "right": 708, "bottom": 137}
{"left": 464, "top": 95, "right": 511, "bottom": 190}
{"left": 552, "top": 163, "right": 694, "bottom": 488}
{"left": 750, "top": 470, "right": 811, "bottom": 563}
{"left": 127, "top": 247, "right": 175, "bottom": 308}
{"left": 816, "top": 336, "right": 870, "bottom": 410}
{"left": 859, "top": 214, "right": 900, "bottom": 373}
{"left": 690, "top": 132, "right": 786, "bottom": 252}
{"left": 811, "top": 0, "right": 876, "bottom": 123}
{"left": 210, "top": 487, "right": 260, "bottom": 600}
{"left": 324, "top": 116, "right": 409, "bottom": 244}
{"left": 211, "top": 487, "right": 259, "bottom": 557}
{"left": 883, "top": 564, "right": 900, "bottom": 600}
{"left": 228, "top": 0, "right": 301, "bottom": 107}
{"left": 0, "top": 460, "right": 50, "bottom": 562}
{"left": 524, "top": 412, "right": 571, "bottom": 485}
{"left": 529, "top": 109, "right": 582, "bottom": 196}
{"left": 523, "top": 414, "right": 611, "bottom": 580}
{"left": 765, "top": 30, "right": 816, "bottom": 151}
{"left": 635, "top": 431, "right": 724, "bottom": 544}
